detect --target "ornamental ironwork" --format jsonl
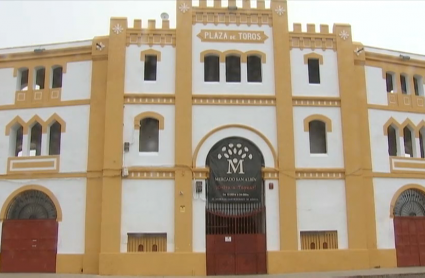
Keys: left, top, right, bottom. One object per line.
{"left": 6, "top": 190, "right": 57, "bottom": 220}
{"left": 394, "top": 189, "right": 425, "bottom": 217}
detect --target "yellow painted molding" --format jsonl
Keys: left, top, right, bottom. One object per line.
{"left": 222, "top": 49, "right": 245, "bottom": 61}
{"left": 134, "top": 111, "right": 165, "bottom": 130}
{"left": 303, "top": 114, "right": 332, "bottom": 132}
{"left": 192, "top": 124, "right": 278, "bottom": 168}
{"left": 0, "top": 171, "right": 88, "bottom": 180}
{"left": 416, "top": 120, "right": 425, "bottom": 137}
{"left": 140, "top": 49, "right": 162, "bottom": 62}
{"left": 383, "top": 117, "right": 401, "bottom": 135}
{"left": 126, "top": 22, "right": 176, "bottom": 47}
{"left": 0, "top": 46, "right": 92, "bottom": 64}
{"left": 7, "top": 155, "right": 60, "bottom": 175}
{"left": 27, "top": 114, "right": 47, "bottom": 133}
{"left": 0, "top": 184, "right": 63, "bottom": 221}
{"left": 192, "top": 94, "right": 276, "bottom": 106}
{"left": 292, "top": 96, "right": 341, "bottom": 107}
{"left": 303, "top": 52, "right": 324, "bottom": 65}
{"left": 296, "top": 168, "right": 345, "bottom": 179}
{"left": 124, "top": 94, "right": 175, "bottom": 105}
{"left": 0, "top": 99, "right": 90, "bottom": 111}
{"left": 200, "top": 50, "right": 223, "bottom": 63}
{"left": 244, "top": 50, "right": 267, "bottom": 63}
{"left": 400, "top": 118, "right": 417, "bottom": 137}
{"left": 389, "top": 184, "right": 425, "bottom": 218}
{"left": 200, "top": 50, "right": 267, "bottom": 63}
{"left": 372, "top": 171, "right": 425, "bottom": 179}
{"left": 5, "top": 116, "right": 26, "bottom": 135}
{"left": 366, "top": 51, "right": 425, "bottom": 69}
{"left": 127, "top": 167, "right": 175, "bottom": 179}
{"left": 46, "top": 113, "right": 67, "bottom": 133}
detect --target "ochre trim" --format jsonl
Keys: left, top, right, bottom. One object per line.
{"left": 200, "top": 50, "right": 223, "bottom": 63}
{"left": 140, "top": 49, "right": 162, "bottom": 62}
{"left": 222, "top": 50, "right": 245, "bottom": 60}
{"left": 134, "top": 111, "right": 165, "bottom": 130}
{"left": 389, "top": 184, "right": 425, "bottom": 218}
{"left": 0, "top": 99, "right": 90, "bottom": 111}
{"left": 127, "top": 167, "right": 175, "bottom": 179}
{"left": 5, "top": 116, "right": 26, "bottom": 135}
{"left": 303, "top": 53, "right": 324, "bottom": 65}
{"left": 7, "top": 155, "right": 60, "bottom": 174}
{"left": 289, "top": 23, "right": 336, "bottom": 51}
{"left": 416, "top": 120, "right": 425, "bottom": 137}
{"left": 27, "top": 115, "right": 47, "bottom": 133}
{"left": 193, "top": 95, "right": 275, "bottom": 106}
{"left": 383, "top": 117, "right": 401, "bottom": 135}
{"left": 124, "top": 94, "right": 175, "bottom": 105}
{"left": 303, "top": 114, "right": 332, "bottom": 132}
{"left": 0, "top": 46, "right": 91, "bottom": 63}
{"left": 296, "top": 168, "right": 345, "bottom": 179}
{"left": 400, "top": 118, "right": 417, "bottom": 137}
{"left": 0, "top": 184, "right": 63, "bottom": 221}
{"left": 46, "top": 113, "right": 67, "bottom": 132}
{"left": 292, "top": 96, "right": 341, "bottom": 107}
{"left": 126, "top": 20, "right": 176, "bottom": 47}
{"left": 192, "top": 124, "right": 278, "bottom": 168}
{"left": 0, "top": 171, "right": 88, "bottom": 180}
{"left": 244, "top": 51, "right": 267, "bottom": 63}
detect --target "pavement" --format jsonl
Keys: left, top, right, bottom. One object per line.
{"left": 1, "top": 268, "right": 425, "bottom": 278}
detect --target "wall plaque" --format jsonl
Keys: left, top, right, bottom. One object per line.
{"left": 197, "top": 30, "right": 268, "bottom": 43}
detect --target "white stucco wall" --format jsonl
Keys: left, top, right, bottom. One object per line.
{"left": 192, "top": 105, "right": 277, "bottom": 168}
{"left": 290, "top": 49, "right": 340, "bottom": 97}
{"left": 125, "top": 45, "right": 175, "bottom": 94}
{"left": 0, "top": 179, "right": 86, "bottom": 254}
{"left": 61, "top": 61, "right": 92, "bottom": 101}
{"left": 192, "top": 24, "right": 275, "bottom": 95}
{"left": 373, "top": 178, "right": 425, "bottom": 249}
{"left": 123, "top": 104, "right": 175, "bottom": 167}
{"left": 365, "top": 65, "right": 388, "bottom": 105}
{"left": 192, "top": 179, "right": 280, "bottom": 252}
{"left": 0, "top": 106, "right": 90, "bottom": 174}
{"left": 0, "top": 68, "right": 16, "bottom": 105}
{"left": 293, "top": 107, "right": 344, "bottom": 168}
{"left": 368, "top": 109, "right": 425, "bottom": 173}
{"left": 121, "top": 179, "right": 175, "bottom": 252}
{"left": 296, "top": 179, "right": 348, "bottom": 250}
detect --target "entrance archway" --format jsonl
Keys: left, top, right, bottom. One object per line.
{"left": 393, "top": 188, "right": 425, "bottom": 267}
{"left": 1, "top": 189, "right": 59, "bottom": 273}
{"left": 205, "top": 137, "right": 267, "bottom": 275}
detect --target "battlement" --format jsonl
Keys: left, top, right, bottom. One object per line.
{"left": 292, "top": 23, "right": 330, "bottom": 34}
{"left": 128, "top": 19, "right": 171, "bottom": 30}
{"left": 193, "top": 0, "right": 270, "bottom": 10}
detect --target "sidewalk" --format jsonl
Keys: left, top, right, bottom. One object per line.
{"left": 1, "top": 267, "right": 425, "bottom": 278}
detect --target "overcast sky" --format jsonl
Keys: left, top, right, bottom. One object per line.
{"left": 0, "top": 1, "right": 423, "bottom": 55}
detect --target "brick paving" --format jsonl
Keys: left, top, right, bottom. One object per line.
{"left": 1, "top": 267, "right": 425, "bottom": 278}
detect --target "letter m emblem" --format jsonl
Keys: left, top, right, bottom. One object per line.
{"left": 227, "top": 159, "right": 244, "bottom": 174}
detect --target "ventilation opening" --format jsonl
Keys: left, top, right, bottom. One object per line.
{"left": 308, "top": 59, "right": 320, "bottom": 84}
{"left": 300, "top": 231, "right": 338, "bottom": 250}
{"left": 225, "top": 55, "right": 241, "bottom": 83}
{"left": 144, "top": 55, "right": 157, "bottom": 81}
{"left": 204, "top": 55, "right": 220, "bottom": 82}
{"left": 127, "top": 233, "right": 167, "bottom": 252}
{"left": 247, "top": 55, "right": 262, "bottom": 83}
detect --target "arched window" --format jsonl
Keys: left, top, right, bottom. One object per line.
{"left": 204, "top": 55, "right": 220, "bottom": 82}
{"left": 30, "top": 123, "right": 43, "bottom": 156}
{"left": 138, "top": 244, "right": 144, "bottom": 252}
{"left": 10, "top": 124, "right": 23, "bottom": 157}
{"left": 139, "top": 118, "right": 159, "bottom": 152}
{"left": 49, "top": 121, "right": 62, "bottom": 155}
{"left": 309, "top": 120, "right": 327, "bottom": 154}
{"left": 394, "top": 189, "right": 425, "bottom": 217}
{"left": 17, "top": 68, "right": 29, "bottom": 91}
{"left": 51, "top": 66, "right": 63, "bottom": 88}
{"left": 34, "top": 67, "right": 45, "bottom": 90}
{"left": 152, "top": 244, "right": 158, "bottom": 252}
{"left": 225, "top": 55, "right": 241, "bottom": 83}
{"left": 247, "top": 55, "right": 262, "bottom": 82}
{"left": 323, "top": 242, "right": 328, "bottom": 249}
{"left": 387, "top": 125, "right": 398, "bottom": 156}
{"left": 403, "top": 126, "right": 414, "bottom": 157}
{"left": 310, "top": 242, "right": 316, "bottom": 250}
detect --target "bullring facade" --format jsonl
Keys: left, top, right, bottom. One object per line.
{"left": 0, "top": 0, "right": 425, "bottom": 275}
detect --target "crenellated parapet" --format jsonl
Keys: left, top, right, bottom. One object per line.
{"left": 125, "top": 19, "right": 176, "bottom": 47}
{"left": 191, "top": 0, "right": 279, "bottom": 26}
{"left": 289, "top": 23, "right": 336, "bottom": 51}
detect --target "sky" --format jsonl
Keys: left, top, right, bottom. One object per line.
{"left": 0, "top": 0, "right": 423, "bottom": 55}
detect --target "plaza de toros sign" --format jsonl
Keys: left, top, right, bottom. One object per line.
{"left": 197, "top": 30, "right": 268, "bottom": 43}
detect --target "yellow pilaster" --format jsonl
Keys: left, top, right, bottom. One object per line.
{"left": 271, "top": 0, "right": 298, "bottom": 250}
{"left": 99, "top": 18, "right": 127, "bottom": 258}
{"left": 174, "top": 0, "right": 193, "bottom": 252}
{"left": 83, "top": 37, "right": 109, "bottom": 273}
{"left": 333, "top": 24, "right": 377, "bottom": 251}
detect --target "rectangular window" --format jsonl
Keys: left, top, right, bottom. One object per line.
{"left": 127, "top": 233, "right": 167, "bottom": 252}
{"left": 414, "top": 76, "right": 423, "bottom": 96}
{"left": 386, "top": 73, "right": 394, "bottom": 93}
{"left": 400, "top": 75, "right": 407, "bottom": 94}
{"left": 144, "top": 55, "right": 157, "bottom": 81}
{"left": 308, "top": 59, "right": 320, "bottom": 84}
{"left": 300, "top": 230, "right": 338, "bottom": 250}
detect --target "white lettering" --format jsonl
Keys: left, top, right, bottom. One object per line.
{"left": 227, "top": 159, "right": 244, "bottom": 174}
